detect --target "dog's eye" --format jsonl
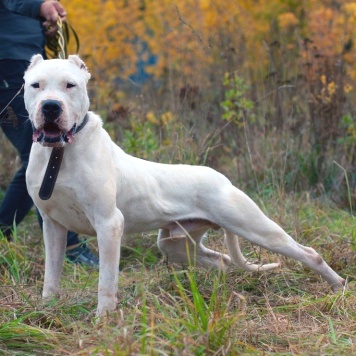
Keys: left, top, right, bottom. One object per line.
{"left": 31, "top": 83, "right": 40, "bottom": 89}
{"left": 66, "top": 83, "right": 76, "bottom": 89}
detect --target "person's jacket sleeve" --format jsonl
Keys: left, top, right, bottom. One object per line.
{"left": 1, "top": 0, "right": 43, "bottom": 19}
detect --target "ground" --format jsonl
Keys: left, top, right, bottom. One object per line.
{"left": 0, "top": 192, "right": 355, "bottom": 355}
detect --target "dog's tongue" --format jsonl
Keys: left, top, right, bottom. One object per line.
{"left": 33, "top": 129, "right": 42, "bottom": 142}
{"left": 43, "top": 123, "right": 62, "bottom": 138}
{"left": 66, "top": 131, "right": 74, "bottom": 144}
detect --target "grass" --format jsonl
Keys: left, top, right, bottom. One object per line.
{"left": 0, "top": 193, "right": 355, "bottom": 355}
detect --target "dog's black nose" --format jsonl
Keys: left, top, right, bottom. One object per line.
{"left": 42, "top": 100, "right": 62, "bottom": 122}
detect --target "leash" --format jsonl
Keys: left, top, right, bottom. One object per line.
{"left": 0, "top": 84, "right": 24, "bottom": 117}
{"left": 45, "top": 17, "right": 80, "bottom": 60}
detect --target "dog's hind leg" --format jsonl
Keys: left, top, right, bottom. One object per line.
{"left": 215, "top": 187, "right": 345, "bottom": 291}
{"left": 42, "top": 216, "right": 67, "bottom": 299}
{"left": 157, "top": 227, "right": 231, "bottom": 270}
{"left": 224, "top": 230, "right": 280, "bottom": 272}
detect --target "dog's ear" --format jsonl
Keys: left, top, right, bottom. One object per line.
{"left": 68, "top": 55, "right": 91, "bottom": 80}
{"left": 27, "top": 54, "right": 44, "bottom": 70}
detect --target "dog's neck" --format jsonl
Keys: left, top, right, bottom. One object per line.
{"left": 38, "top": 113, "right": 89, "bottom": 200}
{"left": 73, "top": 113, "right": 89, "bottom": 136}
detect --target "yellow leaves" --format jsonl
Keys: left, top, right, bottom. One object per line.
{"left": 326, "top": 81, "right": 336, "bottom": 97}
{"left": 146, "top": 111, "right": 174, "bottom": 126}
{"left": 161, "top": 111, "right": 174, "bottom": 125}
{"left": 200, "top": 0, "right": 210, "bottom": 11}
{"left": 315, "top": 7, "right": 334, "bottom": 22}
{"left": 343, "top": 2, "right": 356, "bottom": 22}
{"left": 344, "top": 84, "right": 353, "bottom": 94}
{"left": 60, "top": 0, "right": 356, "bottom": 93}
{"left": 307, "top": 6, "right": 345, "bottom": 57}
{"left": 319, "top": 77, "right": 338, "bottom": 103}
{"left": 278, "top": 12, "right": 299, "bottom": 29}
{"left": 63, "top": 0, "right": 143, "bottom": 78}
{"left": 146, "top": 111, "right": 159, "bottom": 125}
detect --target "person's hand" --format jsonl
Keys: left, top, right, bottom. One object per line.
{"left": 39, "top": 0, "right": 67, "bottom": 36}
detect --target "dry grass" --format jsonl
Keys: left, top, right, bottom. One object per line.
{"left": 0, "top": 194, "right": 355, "bottom": 355}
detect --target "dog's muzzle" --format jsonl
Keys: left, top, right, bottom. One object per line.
{"left": 32, "top": 112, "right": 89, "bottom": 147}
{"left": 33, "top": 125, "right": 76, "bottom": 147}
{"left": 33, "top": 100, "right": 74, "bottom": 147}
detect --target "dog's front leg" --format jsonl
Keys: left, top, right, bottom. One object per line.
{"left": 42, "top": 216, "right": 67, "bottom": 299}
{"left": 96, "top": 209, "right": 124, "bottom": 317}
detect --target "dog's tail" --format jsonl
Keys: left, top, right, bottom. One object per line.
{"left": 224, "top": 230, "right": 280, "bottom": 272}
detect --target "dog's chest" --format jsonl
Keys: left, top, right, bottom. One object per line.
{"left": 36, "top": 188, "right": 96, "bottom": 236}
{"left": 27, "top": 156, "right": 96, "bottom": 235}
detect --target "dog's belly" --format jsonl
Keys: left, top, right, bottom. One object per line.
{"left": 119, "top": 199, "right": 212, "bottom": 234}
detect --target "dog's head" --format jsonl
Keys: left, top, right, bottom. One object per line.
{"left": 24, "top": 55, "right": 91, "bottom": 147}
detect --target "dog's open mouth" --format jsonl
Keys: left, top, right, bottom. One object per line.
{"left": 33, "top": 122, "right": 76, "bottom": 147}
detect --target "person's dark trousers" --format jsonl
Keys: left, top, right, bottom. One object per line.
{"left": 0, "top": 59, "right": 80, "bottom": 246}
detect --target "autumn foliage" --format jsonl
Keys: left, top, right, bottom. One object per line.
{"left": 62, "top": 1, "right": 356, "bottom": 81}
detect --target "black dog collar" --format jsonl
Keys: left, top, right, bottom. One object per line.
{"left": 38, "top": 114, "right": 89, "bottom": 200}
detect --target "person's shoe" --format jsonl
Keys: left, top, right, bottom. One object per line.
{"left": 66, "top": 242, "right": 99, "bottom": 267}
{"left": 0, "top": 226, "right": 13, "bottom": 241}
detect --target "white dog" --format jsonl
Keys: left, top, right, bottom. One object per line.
{"left": 24, "top": 55, "right": 345, "bottom": 317}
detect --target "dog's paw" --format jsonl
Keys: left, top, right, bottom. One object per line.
{"left": 331, "top": 277, "right": 347, "bottom": 293}
{"left": 42, "top": 288, "right": 60, "bottom": 299}
{"left": 96, "top": 295, "right": 117, "bottom": 318}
